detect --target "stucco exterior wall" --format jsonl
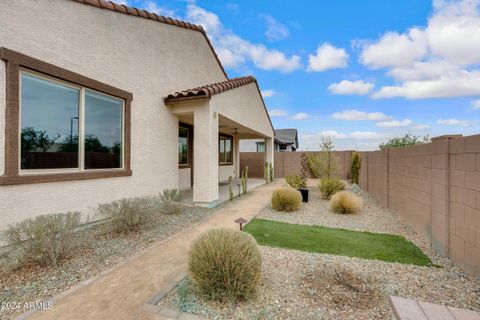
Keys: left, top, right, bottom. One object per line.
{"left": 0, "top": 0, "right": 227, "bottom": 229}
{"left": 178, "top": 168, "right": 191, "bottom": 190}
{"left": 219, "top": 165, "right": 235, "bottom": 182}
{"left": 211, "top": 83, "right": 274, "bottom": 139}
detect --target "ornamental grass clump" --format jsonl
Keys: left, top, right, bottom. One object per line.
{"left": 2, "top": 212, "right": 82, "bottom": 267}
{"left": 331, "top": 191, "right": 363, "bottom": 214}
{"left": 271, "top": 188, "right": 302, "bottom": 212}
{"left": 188, "top": 228, "right": 262, "bottom": 302}
{"left": 98, "top": 196, "right": 155, "bottom": 233}
{"left": 318, "top": 178, "right": 345, "bottom": 200}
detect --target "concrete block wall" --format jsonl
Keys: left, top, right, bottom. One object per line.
{"left": 240, "top": 151, "right": 352, "bottom": 180}
{"left": 358, "top": 134, "right": 480, "bottom": 277}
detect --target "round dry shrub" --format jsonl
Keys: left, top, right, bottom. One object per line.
{"left": 188, "top": 228, "right": 262, "bottom": 302}
{"left": 330, "top": 191, "right": 363, "bottom": 214}
{"left": 271, "top": 188, "right": 302, "bottom": 212}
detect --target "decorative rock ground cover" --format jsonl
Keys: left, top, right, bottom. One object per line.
{"left": 158, "top": 181, "right": 480, "bottom": 320}
{"left": 0, "top": 205, "right": 215, "bottom": 320}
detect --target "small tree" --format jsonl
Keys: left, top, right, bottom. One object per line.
{"left": 379, "top": 132, "right": 430, "bottom": 150}
{"left": 308, "top": 137, "right": 338, "bottom": 178}
{"left": 351, "top": 152, "right": 361, "bottom": 184}
{"left": 300, "top": 152, "right": 308, "bottom": 188}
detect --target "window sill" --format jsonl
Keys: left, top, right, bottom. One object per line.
{"left": 219, "top": 162, "right": 234, "bottom": 166}
{"left": 0, "top": 169, "right": 132, "bottom": 185}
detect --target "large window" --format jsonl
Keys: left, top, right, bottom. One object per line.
{"left": 20, "top": 71, "right": 124, "bottom": 171}
{"left": 179, "top": 127, "right": 189, "bottom": 166}
{"left": 219, "top": 134, "right": 233, "bottom": 165}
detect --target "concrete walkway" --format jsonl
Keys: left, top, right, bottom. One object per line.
{"left": 23, "top": 180, "right": 281, "bottom": 320}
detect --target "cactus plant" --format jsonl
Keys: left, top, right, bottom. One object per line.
{"left": 269, "top": 162, "right": 274, "bottom": 182}
{"left": 264, "top": 161, "right": 269, "bottom": 183}
{"left": 229, "top": 176, "right": 234, "bottom": 201}
{"left": 241, "top": 170, "right": 247, "bottom": 194}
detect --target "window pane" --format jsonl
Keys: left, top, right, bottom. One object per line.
{"left": 225, "top": 138, "right": 232, "bottom": 163}
{"left": 21, "top": 73, "right": 80, "bottom": 169}
{"left": 84, "top": 90, "right": 123, "bottom": 169}
{"left": 257, "top": 142, "right": 265, "bottom": 152}
{"left": 179, "top": 127, "right": 188, "bottom": 165}
{"left": 219, "top": 137, "right": 225, "bottom": 163}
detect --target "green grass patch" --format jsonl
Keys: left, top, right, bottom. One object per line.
{"left": 244, "top": 218, "right": 433, "bottom": 266}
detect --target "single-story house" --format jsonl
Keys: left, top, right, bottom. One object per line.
{"left": 0, "top": 0, "right": 274, "bottom": 230}
{"left": 240, "top": 128, "right": 299, "bottom": 152}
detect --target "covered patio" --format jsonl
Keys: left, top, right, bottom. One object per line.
{"left": 164, "top": 76, "right": 275, "bottom": 207}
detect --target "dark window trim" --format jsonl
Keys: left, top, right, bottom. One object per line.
{"left": 178, "top": 122, "right": 193, "bottom": 169}
{"left": 0, "top": 47, "right": 132, "bottom": 185}
{"left": 219, "top": 133, "right": 233, "bottom": 166}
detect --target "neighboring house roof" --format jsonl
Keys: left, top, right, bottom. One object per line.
{"left": 72, "top": 0, "right": 227, "bottom": 78}
{"left": 275, "top": 129, "right": 298, "bottom": 146}
{"left": 164, "top": 76, "right": 256, "bottom": 103}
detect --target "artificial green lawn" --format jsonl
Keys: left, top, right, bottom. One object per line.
{"left": 244, "top": 218, "right": 433, "bottom": 266}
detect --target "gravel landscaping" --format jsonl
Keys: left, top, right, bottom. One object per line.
{"left": 158, "top": 180, "right": 480, "bottom": 319}
{"left": 0, "top": 204, "right": 216, "bottom": 320}
{"left": 159, "top": 246, "right": 480, "bottom": 320}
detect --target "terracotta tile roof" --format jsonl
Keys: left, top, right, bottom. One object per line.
{"left": 71, "top": 0, "right": 227, "bottom": 78}
{"left": 164, "top": 76, "right": 257, "bottom": 103}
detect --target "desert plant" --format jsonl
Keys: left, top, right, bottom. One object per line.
{"left": 330, "top": 191, "right": 363, "bottom": 214}
{"left": 98, "top": 196, "right": 155, "bottom": 233}
{"left": 269, "top": 162, "right": 274, "bottom": 182}
{"left": 159, "top": 189, "right": 183, "bottom": 215}
{"left": 188, "top": 228, "right": 262, "bottom": 302}
{"left": 379, "top": 132, "right": 430, "bottom": 150}
{"left": 264, "top": 161, "right": 269, "bottom": 183}
{"left": 308, "top": 137, "right": 339, "bottom": 178}
{"left": 241, "top": 167, "right": 248, "bottom": 195}
{"left": 271, "top": 188, "right": 302, "bottom": 212}
{"left": 351, "top": 152, "right": 361, "bottom": 184}
{"left": 2, "top": 212, "right": 82, "bottom": 267}
{"left": 318, "top": 178, "right": 345, "bottom": 200}
{"left": 229, "top": 176, "right": 234, "bottom": 201}
{"left": 285, "top": 175, "right": 306, "bottom": 189}
{"left": 300, "top": 152, "right": 308, "bottom": 187}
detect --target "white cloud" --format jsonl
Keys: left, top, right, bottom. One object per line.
{"left": 263, "top": 15, "right": 290, "bottom": 41}
{"left": 331, "top": 109, "right": 391, "bottom": 121}
{"left": 437, "top": 118, "right": 471, "bottom": 126}
{"left": 186, "top": 4, "right": 301, "bottom": 72}
{"left": 143, "top": 1, "right": 178, "bottom": 18}
{"left": 376, "top": 119, "right": 414, "bottom": 128}
{"left": 307, "top": 43, "right": 349, "bottom": 72}
{"left": 363, "top": 0, "right": 480, "bottom": 99}
{"left": 269, "top": 109, "right": 288, "bottom": 117}
{"left": 301, "top": 130, "right": 386, "bottom": 141}
{"left": 415, "top": 124, "right": 431, "bottom": 130}
{"left": 360, "top": 28, "right": 428, "bottom": 69}
{"left": 471, "top": 100, "right": 480, "bottom": 109}
{"left": 261, "top": 89, "right": 278, "bottom": 98}
{"left": 291, "top": 112, "right": 310, "bottom": 120}
{"left": 328, "top": 80, "right": 374, "bottom": 95}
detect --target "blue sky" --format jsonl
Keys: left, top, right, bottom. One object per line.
{"left": 123, "top": 0, "right": 480, "bottom": 150}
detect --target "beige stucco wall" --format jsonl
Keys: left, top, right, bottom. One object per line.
{"left": 211, "top": 83, "right": 274, "bottom": 139}
{"left": 219, "top": 165, "right": 235, "bottom": 182}
{"left": 0, "top": 0, "right": 228, "bottom": 229}
{"left": 178, "top": 168, "right": 191, "bottom": 190}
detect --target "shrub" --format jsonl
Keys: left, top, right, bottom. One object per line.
{"left": 300, "top": 152, "right": 309, "bottom": 186}
{"left": 308, "top": 137, "right": 339, "bottom": 178}
{"left": 330, "top": 191, "right": 363, "bottom": 214}
{"left": 318, "top": 178, "right": 345, "bottom": 200}
{"left": 351, "top": 152, "right": 361, "bottom": 184}
{"left": 159, "top": 189, "right": 183, "bottom": 215}
{"left": 188, "top": 228, "right": 262, "bottom": 302}
{"left": 285, "top": 175, "right": 306, "bottom": 189}
{"left": 2, "top": 212, "right": 81, "bottom": 267}
{"left": 98, "top": 197, "right": 154, "bottom": 233}
{"left": 271, "top": 188, "right": 302, "bottom": 212}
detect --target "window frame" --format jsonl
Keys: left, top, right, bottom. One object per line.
{"left": 178, "top": 123, "right": 193, "bottom": 168}
{"left": 219, "top": 134, "right": 234, "bottom": 166}
{"left": 0, "top": 47, "right": 132, "bottom": 185}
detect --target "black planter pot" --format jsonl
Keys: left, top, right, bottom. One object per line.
{"left": 298, "top": 188, "right": 309, "bottom": 203}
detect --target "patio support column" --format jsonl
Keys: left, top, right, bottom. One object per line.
{"left": 193, "top": 107, "right": 219, "bottom": 207}
{"left": 265, "top": 137, "right": 274, "bottom": 178}
{"left": 234, "top": 135, "right": 240, "bottom": 178}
